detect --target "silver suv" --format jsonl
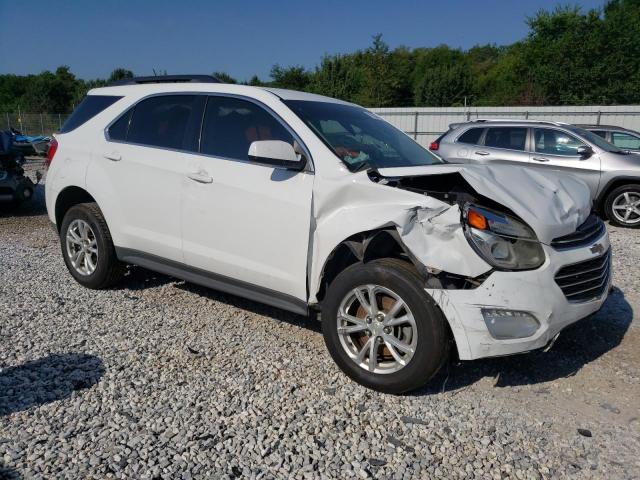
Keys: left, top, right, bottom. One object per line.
{"left": 433, "top": 119, "right": 640, "bottom": 228}
{"left": 577, "top": 124, "right": 640, "bottom": 153}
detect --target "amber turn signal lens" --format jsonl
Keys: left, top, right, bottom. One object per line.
{"left": 468, "top": 209, "right": 488, "bottom": 230}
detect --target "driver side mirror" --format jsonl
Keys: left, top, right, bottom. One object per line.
{"left": 577, "top": 145, "right": 593, "bottom": 158}
{"left": 248, "top": 140, "right": 306, "bottom": 171}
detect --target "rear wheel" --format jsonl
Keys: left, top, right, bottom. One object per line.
{"left": 605, "top": 184, "right": 640, "bottom": 228}
{"left": 60, "top": 203, "right": 125, "bottom": 289}
{"left": 322, "top": 258, "right": 450, "bottom": 394}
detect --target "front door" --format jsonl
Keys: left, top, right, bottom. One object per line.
{"left": 529, "top": 128, "right": 602, "bottom": 197}
{"left": 181, "top": 95, "right": 314, "bottom": 301}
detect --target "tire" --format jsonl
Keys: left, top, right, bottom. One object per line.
{"left": 604, "top": 184, "right": 640, "bottom": 228}
{"left": 322, "top": 258, "right": 450, "bottom": 394}
{"left": 60, "top": 202, "right": 125, "bottom": 289}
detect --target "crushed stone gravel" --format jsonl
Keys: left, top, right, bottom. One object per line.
{"left": 1, "top": 181, "right": 639, "bottom": 479}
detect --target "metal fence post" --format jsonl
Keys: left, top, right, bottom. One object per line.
{"left": 5, "top": 112, "right": 9, "bottom": 129}
{"left": 597, "top": 111, "right": 601, "bottom": 125}
{"left": 40, "top": 114, "right": 44, "bottom": 135}
{"left": 525, "top": 111, "right": 529, "bottom": 119}
{"left": 466, "top": 111, "right": 471, "bottom": 121}
{"left": 58, "top": 114, "right": 62, "bottom": 130}
{"left": 413, "top": 111, "right": 419, "bottom": 140}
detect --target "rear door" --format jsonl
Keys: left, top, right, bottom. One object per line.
{"left": 89, "top": 94, "right": 205, "bottom": 262}
{"left": 180, "top": 95, "right": 314, "bottom": 301}
{"left": 472, "top": 126, "right": 530, "bottom": 165}
{"left": 529, "top": 128, "right": 601, "bottom": 197}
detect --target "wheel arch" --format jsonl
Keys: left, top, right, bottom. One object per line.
{"left": 595, "top": 176, "right": 640, "bottom": 215}
{"left": 54, "top": 186, "right": 97, "bottom": 232}
{"left": 314, "top": 228, "right": 410, "bottom": 305}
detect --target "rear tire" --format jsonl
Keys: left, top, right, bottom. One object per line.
{"left": 322, "top": 258, "right": 450, "bottom": 394}
{"left": 60, "top": 202, "right": 125, "bottom": 289}
{"left": 604, "top": 184, "right": 640, "bottom": 228}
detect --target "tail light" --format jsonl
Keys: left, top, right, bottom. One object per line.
{"left": 45, "top": 137, "right": 58, "bottom": 168}
{"left": 429, "top": 141, "right": 439, "bottom": 151}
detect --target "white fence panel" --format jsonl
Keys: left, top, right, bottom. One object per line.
{"left": 370, "top": 105, "right": 640, "bottom": 147}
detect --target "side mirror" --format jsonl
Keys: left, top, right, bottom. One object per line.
{"left": 248, "top": 140, "right": 305, "bottom": 171}
{"left": 577, "top": 145, "right": 593, "bottom": 158}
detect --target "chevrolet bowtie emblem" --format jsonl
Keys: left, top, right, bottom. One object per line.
{"left": 590, "top": 243, "right": 605, "bottom": 255}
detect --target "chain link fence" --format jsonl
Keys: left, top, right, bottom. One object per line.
{"left": 2, "top": 113, "right": 71, "bottom": 136}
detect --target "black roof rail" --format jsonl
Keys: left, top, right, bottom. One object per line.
{"left": 109, "top": 75, "right": 222, "bottom": 86}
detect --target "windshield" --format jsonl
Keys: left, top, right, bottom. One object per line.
{"left": 284, "top": 100, "right": 443, "bottom": 170}
{"left": 566, "top": 125, "right": 626, "bottom": 153}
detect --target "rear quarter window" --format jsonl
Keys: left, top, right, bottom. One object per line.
{"left": 61, "top": 95, "right": 122, "bottom": 133}
{"left": 457, "top": 127, "right": 484, "bottom": 145}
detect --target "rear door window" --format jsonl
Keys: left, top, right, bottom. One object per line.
{"left": 484, "top": 127, "right": 527, "bottom": 151}
{"left": 591, "top": 130, "right": 608, "bottom": 139}
{"left": 533, "top": 129, "right": 585, "bottom": 156}
{"left": 126, "top": 95, "right": 205, "bottom": 151}
{"left": 457, "top": 128, "right": 484, "bottom": 145}
{"left": 612, "top": 132, "right": 640, "bottom": 150}
{"left": 61, "top": 95, "right": 122, "bottom": 133}
{"left": 200, "top": 96, "right": 294, "bottom": 161}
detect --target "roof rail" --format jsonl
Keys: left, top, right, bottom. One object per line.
{"left": 468, "top": 118, "right": 568, "bottom": 126}
{"left": 109, "top": 75, "right": 222, "bottom": 86}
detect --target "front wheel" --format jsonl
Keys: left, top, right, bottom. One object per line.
{"left": 322, "top": 258, "right": 450, "bottom": 394}
{"left": 604, "top": 184, "right": 640, "bottom": 228}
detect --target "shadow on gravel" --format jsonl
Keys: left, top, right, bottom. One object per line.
{"left": 177, "top": 282, "right": 321, "bottom": 333}
{"left": 0, "top": 184, "right": 46, "bottom": 218}
{"left": 0, "top": 463, "right": 21, "bottom": 480}
{"left": 417, "top": 287, "right": 633, "bottom": 395}
{"left": 115, "top": 265, "right": 320, "bottom": 332}
{"left": 0, "top": 353, "right": 104, "bottom": 416}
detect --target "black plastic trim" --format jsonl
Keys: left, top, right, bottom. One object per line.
{"left": 115, "top": 247, "right": 309, "bottom": 316}
{"left": 109, "top": 75, "right": 221, "bottom": 86}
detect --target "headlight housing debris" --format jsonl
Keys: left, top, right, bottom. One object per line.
{"left": 463, "top": 205, "right": 545, "bottom": 271}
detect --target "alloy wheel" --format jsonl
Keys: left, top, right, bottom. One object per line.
{"left": 336, "top": 284, "right": 417, "bottom": 374}
{"left": 66, "top": 219, "right": 99, "bottom": 276}
{"left": 611, "top": 191, "right": 640, "bottom": 226}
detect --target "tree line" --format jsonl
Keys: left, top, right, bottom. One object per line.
{"left": 0, "top": 0, "right": 638, "bottom": 113}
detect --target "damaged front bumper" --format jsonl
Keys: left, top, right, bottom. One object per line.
{"left": 427, "top": 234, "right": 612, "bottom": 360}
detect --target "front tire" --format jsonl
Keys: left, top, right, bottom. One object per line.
{"left": 604, "top": 184, "right": 640, "bottom": 228}
{"left": 322, "top": 258, "right": 450, "bottom": 394}
{"left": 60, "top": 202, "right": 125, "bottom": 289}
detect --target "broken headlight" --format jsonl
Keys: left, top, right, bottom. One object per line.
{"left": 463, "top": 205, "right": 545, "bottom": 270}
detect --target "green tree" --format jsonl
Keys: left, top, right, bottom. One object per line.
{"left": 270, "top": 65, "right": 311, "bottom": 90}
{"left": 213, "top": 71, "right": 237, "bottom": 84}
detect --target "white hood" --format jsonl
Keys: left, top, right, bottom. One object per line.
{"left": 377, "top": 163, "right": 593, "bottom": 244}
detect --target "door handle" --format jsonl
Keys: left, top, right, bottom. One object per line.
{"left": 104, "top": 152, "right": 121, "bottom": 161}
{"left": 187, "top": 172, "right": 213, "bottom": 184}
{"left": 532, "top": 157, "right": 549, "bottom": 162}
{"left": 475, "top": 151, "right": 490, "bottom": 156}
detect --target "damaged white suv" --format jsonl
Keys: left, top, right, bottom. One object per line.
{"left": 46, "top": 76, "right": 612, "bottom": 393}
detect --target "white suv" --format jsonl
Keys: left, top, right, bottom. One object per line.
{"left": 45, "top": 76, "right": 611, "bottom": 393}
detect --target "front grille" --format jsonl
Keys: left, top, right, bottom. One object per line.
{"left": 551, "top": 214, "right": 606, "bottom": 250}
{"left": 554, "top": 249, "right": 611, "bottom": 302}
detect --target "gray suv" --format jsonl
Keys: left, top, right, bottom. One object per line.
{"left": 433, "top": 119, "right": 640, "bottom": 228}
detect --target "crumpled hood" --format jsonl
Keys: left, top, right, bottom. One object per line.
{"left": 377, "top": 163, "right": 592, "bottom": 244}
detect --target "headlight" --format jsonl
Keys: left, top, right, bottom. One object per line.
{"left": 463, "top": 205, "right": 545, "bottom": 270}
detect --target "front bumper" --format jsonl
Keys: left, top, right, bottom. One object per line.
{"left": 428, "top": 232, "right": 611, "bottom": 360}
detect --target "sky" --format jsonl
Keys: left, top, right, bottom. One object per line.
{"left": 0, "top": 0, "right": 606, "bottom": 82}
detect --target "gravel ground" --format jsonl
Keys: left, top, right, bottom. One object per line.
{"left": 1, "top": 172, "right": 639, "bottom": 479}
